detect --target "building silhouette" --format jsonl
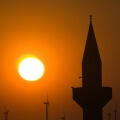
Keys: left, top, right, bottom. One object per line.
{"left": 72, "top": 15, "right": 112, "bottom": 120}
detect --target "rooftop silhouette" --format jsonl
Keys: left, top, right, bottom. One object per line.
{"left": 72, "top": 15, "right": 112, "bottom": 120}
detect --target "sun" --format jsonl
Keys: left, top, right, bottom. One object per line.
{"left": 18, "top": 56, "right": 45, "bottom": 81}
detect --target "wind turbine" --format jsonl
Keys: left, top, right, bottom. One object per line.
{"left": 61, "top": 113, "right": 65, "bottom": 120}
{"left": 113, "top": 109, "right": 118, "bottom": 120}
{"left": 4, "top": 107, "right": 9, "bottom": 120}
{"left": 44, "top": 94, "right": 49, "bottom": 120}
{"left": 113, "top": 104, "right": 118, "bottom": 120}
{"left": 107, "top": 111, "right": 111, "bottom": 120}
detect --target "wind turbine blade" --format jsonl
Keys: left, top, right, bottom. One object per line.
{"left": 46, "top": 91, "right": 50, "bottom": 106}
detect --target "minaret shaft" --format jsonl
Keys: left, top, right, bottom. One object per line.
{"left": 83, "top": 108, "right": 102, "bottom": 120}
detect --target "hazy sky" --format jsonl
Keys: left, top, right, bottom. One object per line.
{"left": 0, "top": 0, "right": 120, "bottom": 120}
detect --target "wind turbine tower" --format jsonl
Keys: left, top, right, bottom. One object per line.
{"left": 44, "top": 96, "right": 49, "bottom": 120}
{"left": 4, "top": 108, "right": 9, "bottom": 120}
{"left": 113, "top": 109, "right": 117, "bottom": 120}
{"left": 61, "top": 113, "right": 65, "bottom": 120}
{"left": 107, "top": 112, "right": 111, "bottom": 120}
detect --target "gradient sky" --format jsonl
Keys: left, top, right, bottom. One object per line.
{"left": 0, "top": 0, "right": 120, "bottom": 120}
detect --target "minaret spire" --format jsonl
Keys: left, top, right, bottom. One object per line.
{"left": 82, "top": 15, "right": 101, "bottom": 88}
{"left": 90, "top": 15, "right": 92, "bottom": 22}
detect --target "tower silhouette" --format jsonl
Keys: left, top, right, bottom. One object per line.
{"left": 72, "top": 15, "right": 112, "bottom": 120}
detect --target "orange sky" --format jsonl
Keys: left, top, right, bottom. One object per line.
{"left": 0, "top": 0, "right": 120, "bottom": 120}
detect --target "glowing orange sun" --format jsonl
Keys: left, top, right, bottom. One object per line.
{"left": 18, "top": 56, "right": 45, "bottom": 81}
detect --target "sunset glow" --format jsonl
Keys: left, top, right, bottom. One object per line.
{"left": 18, "top": 57, "right": 45, "bottom": 81}
{"left": 1, "top": 1, "right": 119, "bottom": 120}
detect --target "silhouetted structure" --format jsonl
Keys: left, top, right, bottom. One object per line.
{"left": 113, "top": 109, "right": 117, "bottom": 120}
{"left": 4, "top": 107, "right": 9, "bottom": 120}
{"left": 44, "top": 95, "right": 49, "bottom": 120}
{"left": 61, "top": 113, "right": 65, "bottom": 120}
{"left": 72, "top": 15, "right": 112, "bottom": 120}
{"left": 107, "top": 112, "right": 111, "bottom": 120}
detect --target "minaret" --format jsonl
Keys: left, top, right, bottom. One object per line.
{"left": 72, "top": 15, "right": 112, "bottom": 120}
